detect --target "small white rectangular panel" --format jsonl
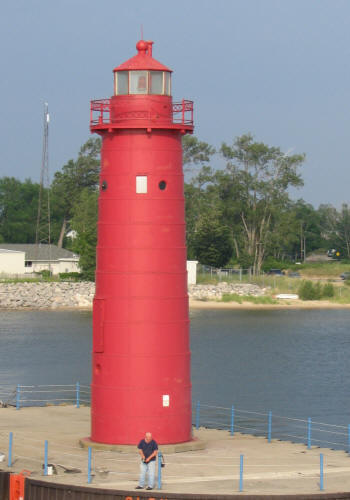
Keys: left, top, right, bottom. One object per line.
{"left": 162, "top": 394, "right": 170, "bottom": 407}
{"left": 136, "top": 176, "right": 147, "bottom": 194}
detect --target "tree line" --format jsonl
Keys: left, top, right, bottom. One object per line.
{"left": 0, "top": 134, "right": 349, "bottom": 278}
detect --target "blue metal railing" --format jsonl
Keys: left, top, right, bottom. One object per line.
{"left": 193, "top": 400, "right": 350, "bottom": 452}
{"left": 0, "top": 385, "right": 17, "bottom": 407}
{"left": 0, "top": 383, "right": 90, "bottom": 409}
{"left": 3, "top": 383, "right": 350, "bottom": 455}
{"left": 3, "top": 427, "right": 327, "bottom": 491}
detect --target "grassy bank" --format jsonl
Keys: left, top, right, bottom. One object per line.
{"left": 221, "top": 294, "right": 278, "bottom": 305}
{"left": 0, "top": 273, "right": 86, "bottom": 284}
{"left": 196, "top": 261, "right": 350, "bottom": 304}
{"left": 197, "top": 261, "right": 350, "bottom": 285}
{"left": 217, "top": 286, "right": 350, "bottom": 305}
{"left": 289, "top": 261, "right": 350, "bottom": 278}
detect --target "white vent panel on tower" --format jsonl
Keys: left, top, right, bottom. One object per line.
{"left": 136, "top": 176, "right": 147, "bottom": 194}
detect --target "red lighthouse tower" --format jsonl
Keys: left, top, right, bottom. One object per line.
{"left": 90, "top": 40, "right": 194, "bottom": 445}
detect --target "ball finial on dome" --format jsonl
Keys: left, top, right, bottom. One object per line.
{"left": 136, "top": 40, "right": 148, "bottom": 53}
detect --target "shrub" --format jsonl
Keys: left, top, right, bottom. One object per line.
{"left": 298, "top": 281, "right": 317, "bottom": 300}
{"left": 261, "top": 257, "right": 291, "bottom": 272}
{"left": 313, "top": 282, "right": 323, "bottom": 300}
{"left": 299, "top": 280, "right": 336, "bottom": 300}
{"left": 323, "top": 283, "right": 335, "bottom": 297}
{"left": 37, "top": 269, "right": 52, "bottom": 278}
{"left": 221, "top": 293, "right": 243, "bottom": 303}
{"left": 237, "top": 254, "right": 254, "bottom": 270}
{"left": 220, "top": 293, "right": 277, "bottom": 304}
{"left": 59, "top": 272, "right": 83, "bottom": 281}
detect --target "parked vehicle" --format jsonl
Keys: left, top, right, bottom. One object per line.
{"left": 328, "top": 249, "right": 341, "bottom": 259}
{"left": 288, "top": 271, "right": 301, "bottom": 278}
{"left": 340, "top": 272, "right": 350, "bottom": 280}
{"left": 267, "top": 269, "right": 285, "bottom": 276}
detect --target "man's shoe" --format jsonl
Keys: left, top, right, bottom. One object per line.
{"left": 146, "top": 487, "right": 153, "bottom": 490}
{"left": 135, "top": 486, "right": 143, "bottom": 489}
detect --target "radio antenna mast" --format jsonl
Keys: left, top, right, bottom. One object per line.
{"left": 35, "top": 103, "right": 51, "bottom": 254}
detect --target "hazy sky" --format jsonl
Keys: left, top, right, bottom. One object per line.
{"left": 1, "top": 0, "right": 349, "bottom": 207}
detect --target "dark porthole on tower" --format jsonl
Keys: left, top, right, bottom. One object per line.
{"left": 159, "top": 180, "right": 167, "bottom": 190}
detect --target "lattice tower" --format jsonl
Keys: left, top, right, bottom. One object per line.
{"left": 35, "top": 103, "right": 51, "bottom": 250}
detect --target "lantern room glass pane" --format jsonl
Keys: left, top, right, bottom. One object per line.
{"left": 116, "top": 71, "right": 128, "bottom": 95}
{"left": 129, "top": 71, "right": 148, "bottom": 94}
{"left": 164, "top": 72, "right": 171, "bottom": 95}
{"left": 150, "top": 71, "right": 163, "bottom": 94}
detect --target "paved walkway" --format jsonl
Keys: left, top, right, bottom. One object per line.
{"left": 1, "top": 406, "right": 350, "bottom": 495}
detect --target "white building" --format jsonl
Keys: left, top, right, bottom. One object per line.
{"left": 0, "top": 244, "right": 80, "bottom": 276}
{"left": 0, "top": 244, "right": 198, "bottom": 283}
{"left": 0, "top": 249, "right": 26, "bottom": 275}
{"left": 186, "top": 260, "right": 198, "bottom": 285}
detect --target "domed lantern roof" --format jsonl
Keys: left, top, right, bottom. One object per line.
{"left": 113, "top": 40, "right": 172, "bottom": 73}
{"left": 113, "top": 40, "right": 172, "bottom": 96}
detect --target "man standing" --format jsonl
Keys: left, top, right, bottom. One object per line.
{"left": 135, "top": 432, "right": 158, "bottom": 490}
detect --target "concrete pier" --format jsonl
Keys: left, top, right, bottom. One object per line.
{"left": 1, "top": 406, "right": 350, "bottom": 496}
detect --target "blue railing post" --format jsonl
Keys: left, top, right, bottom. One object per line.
{"left": 195, "top": 401, "right": 200, "bottom": 430}
{"left": 307, "top": 418, "right": 312, "bottom": 449}
{"left": 158, "top": 451, "right": 162, "bottom": 489}
{"left": 44, "top": 440, "right": 48, "bottom": 476}
{"left": 8, "top": 432, "right": 13, "bottom": 467}
{"left": 268, "top": 411, "right": 272, "bottom": 443}
{"left": 239, "top": 454, "right": 244, "bottom": 492}
{"left": 320, "top": 453, "right": 324, "bottom": 491}
{"left": 16, "top": 384, "right": 20, "bottom": 410}
{"left": 348, "top": 424, "right": 350, "bottom": 454}
{"left": 76, "top": 381, "right": 80, "bottom": 408}
{"left": 230, "top": 405, "right": 235, "bottom": 436}
{"left": 88, "top": 447, "right": 92, "bottom": 484}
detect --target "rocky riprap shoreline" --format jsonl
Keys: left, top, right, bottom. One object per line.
{"left": 0, "top": 282, "right": 95, "bottom": 309}
{"left": 0, "top": 281, "right": 266, "bottom": 309}
{"left": 189, "top": 282, "right": 266, "bottom": 301}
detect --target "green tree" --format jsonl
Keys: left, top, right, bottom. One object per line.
{"left": 264, "top": 202, "right": 300, "bottom": 261}
{"left": 336, "top": 204, "right": 350, "bottom": 258}
{"left": 182, "top": 136, "right": 216, "bottom": 257}
{"left": 317, "top": 203, "right": 339, "bottom": 250}
{"left": 70, "top": 189, "right": 98, "bottom": 280}
{"left": 193, "top": 216, "right": 233, "bottom": 267}
{"left": 51, "top": 138, "right": 101, "bottom": 247}
{"left": 184, "top": 166, "right": 221, "bottom": 258}
{"left": 219, "top": 134, "right": 305, "bottom": 273}
{"left": 292, "top": 200, "right": 323, "bottom": 260}
{"left": 182, "top": 135, "right": 215, "bottom": 171}
{"left": 317, "top": 203, "right": 350, "bottom": 258}
{"left": 0, "top": 177, "right": 40, "bottom": 242}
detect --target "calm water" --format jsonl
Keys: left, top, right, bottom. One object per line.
{"left": 1, "top": 308, "right": 350, "bottom": 425}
